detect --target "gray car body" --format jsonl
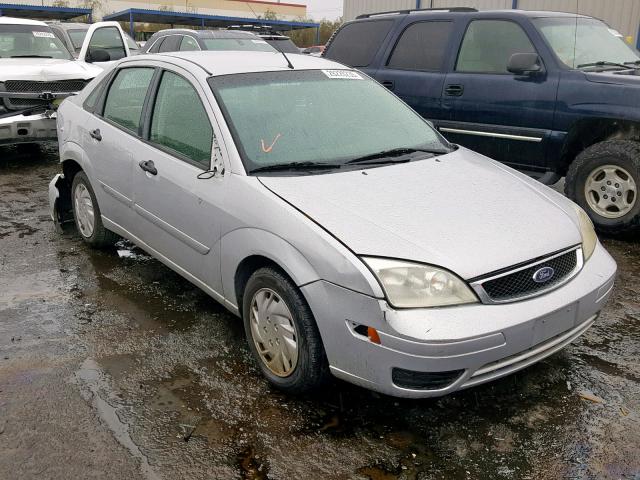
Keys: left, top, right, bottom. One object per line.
{"left": 50, "top": 51, "right": 617, "bottom": 398}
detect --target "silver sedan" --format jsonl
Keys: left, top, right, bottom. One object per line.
{"left": 49, "top": 51, "right": 617, "bottom": 398}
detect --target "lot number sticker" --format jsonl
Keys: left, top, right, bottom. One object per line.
{"left": 322, "top": 70, "right": 363, "bottom": 80}
{"left": 33, "top": 31, "right": 56, "bottom": 38}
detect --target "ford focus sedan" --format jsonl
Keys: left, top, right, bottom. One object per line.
{"left": 49, "top": 52, "right": 617, "bottom": 398}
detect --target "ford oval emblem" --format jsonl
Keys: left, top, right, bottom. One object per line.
{"left": 533, "top": 266, "right": 555, "bottom": 283}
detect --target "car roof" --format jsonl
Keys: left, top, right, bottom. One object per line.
{"left": 151, "top": 28, "right": 260, "bottom": 39}
{"left": 46, "top": 22, "right": 91, "bottom": 30}
{"left": 122, "top": 50, "right": 349, "bottom": 76}
{"left": 354, "top": 8, "right": 589, "bottom": 20}
{"left": 0, "top": 16, "right": 48, "bottom": 26}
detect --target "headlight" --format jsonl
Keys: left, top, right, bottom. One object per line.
{"left": 362, "top": 257, "right": 478, "bottom": 308}
{"left": 574, "top": 205, "right": 597, "bottom": 261}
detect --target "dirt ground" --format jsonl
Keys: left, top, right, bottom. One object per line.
{"left": 1, "top": 144, "right": 639, "bottom": 480}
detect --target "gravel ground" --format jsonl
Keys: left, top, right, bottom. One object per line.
{"left": 1, "top": 143, "right": 639, "bottom": 480}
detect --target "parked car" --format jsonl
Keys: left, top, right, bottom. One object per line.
{"left": 302, "top": 45, "right": 325, "bottom": 56}
{"left": 324, "top": 8, "right": 640, "bottom": 235}
{"left": 49, "top": 51, "right": 616, "bottom": 398}
{"left": 47, "top": 21, "right": 141, "bottom": 58}
{"left": 142, "top": 29, "right": 277, "bottom": 54}
{"left": 227, "top": 25, "right": 300, "bottom": 53}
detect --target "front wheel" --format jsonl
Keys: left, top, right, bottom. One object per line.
{"left": 565, "top": 140, "right": 640, "bottom": 236}
{"left": 71, "top": 171, "right": 118, "bottom": 248}
{"left": 242, "top": 267, "right": 330, "bottom": 394}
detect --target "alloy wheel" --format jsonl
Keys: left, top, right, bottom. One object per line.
{"left": 584, "top": 164, "right": 637, "bottom": 219}
{"left": 74, "top": 182, "right": 95, "bottom": 238}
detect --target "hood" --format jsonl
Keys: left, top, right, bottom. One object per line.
{"left": 259, "top": 148, "right": 582, "bottom": 280}
{"left": 0, "top": 58, "right": 102, "bottom": 82}
{"left": 584, "top": 69, "right": 640, "bottom": 86}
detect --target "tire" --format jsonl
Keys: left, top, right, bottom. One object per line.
{"left": 565, "top": 140, "right": 640, "bottom": 236}
{"left": 71, "top": 171, "right": 118, "bottom": 248}
{"left": 242, "top": 267, "right": 330, "bottom": 394}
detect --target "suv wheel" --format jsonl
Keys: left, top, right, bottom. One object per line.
{"left": 565, "top": 140, "right": 640, "bottom": 235}
{"left": 242, "top": 267, "right": 330, "bottom": 394}
{"left": 71, "top": 171, "right": 118, "bottom": 247}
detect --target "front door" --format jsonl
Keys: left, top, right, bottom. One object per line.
{"left": 78, "top": 22, "right": 130, "bottom": 68}
{"left": 440, "top": 19, "right": 559, "bottom": 170}
{"left": 131, "top": 69, "right": 226, "bottom": 295}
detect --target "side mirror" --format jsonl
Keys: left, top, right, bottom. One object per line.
{"left": 507, "top": 53, "right": 543, "bottom": 76}
{"left": 87, "top": 48, "right": 111, "bottom": 63}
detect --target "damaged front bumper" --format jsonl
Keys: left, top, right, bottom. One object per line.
{"left": 0, "top": 109, "right": 58, "bottom": 146}
{"left": 49, "top": 173, "right": 73, "bottom": 232}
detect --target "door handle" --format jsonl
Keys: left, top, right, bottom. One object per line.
{"left": 89, "top": 128, "right": 102, "bottom": 141}
{"left": 444, "top": 84, "right": 464, "bottom": 96}
{"left": 381, "top": 80, "right": 395, "bottom": 90}
{"left": 138, "top": 160, "right": 157, "bottom": 176}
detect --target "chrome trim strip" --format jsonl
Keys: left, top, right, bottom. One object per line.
{"left": 470, "top": 246, "right": 583, "bottom": 304}
{"left": 439, "top": 127, "right": 543, "bottom": 143}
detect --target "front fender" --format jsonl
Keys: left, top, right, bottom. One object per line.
{"left": 220, "top": 228, "right": 321, "bottom": 308}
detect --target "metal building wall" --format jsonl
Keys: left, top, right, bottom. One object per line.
{"left": 343, "top": 0, "right": 640, "bottom": 42}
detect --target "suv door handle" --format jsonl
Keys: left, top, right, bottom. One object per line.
{"left": 89, "top": 128, "right": 102, "bottom": 141}
{"left": 381, "top": 80, "right": 395, "bottom": 90}
{"left": 445, "top": 84, "right": 464, "bottom": 96}
{"left": 138, "top": 160, "right": 157, "bottom": 176}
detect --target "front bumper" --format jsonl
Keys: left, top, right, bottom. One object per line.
{"left": 0, "top": 110, "right": 57, "bottom": 146}
{"left": 302, "top": 242, "right": 617, "bottom": 398}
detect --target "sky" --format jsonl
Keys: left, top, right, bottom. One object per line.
{"left": 293, "top": 0, "right": 344, "bottom": 20}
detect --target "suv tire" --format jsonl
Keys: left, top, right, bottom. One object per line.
{"left": 71, "top": 171, "right": 118, "bottom": 248}
{"left": 242, "top": 267, "right": 330, "bottom": 394}
{"left": 565, "top": 140, "right": 640, "bottom": 235}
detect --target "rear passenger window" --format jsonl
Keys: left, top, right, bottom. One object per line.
{"left": 150, "top": 71, "right": 212, "bottom": 168}
{"left": 149, "top": 36, "right": 165, "bottom": 53}
{"left": 387, "top": 21, "right": 453, "bottom": 71}
{"left": 158, "top": 35, "right": 181, "bottom": 53}
{"left": 324, "top": 20, "right": 393, "bottom": 67}
{"left": 456, "top": 20, "right": 536, "bottom": 73}
{"left": 180, "top": 36, "right": 199, "bottom": 51}
{"left": 103, "top": 68, "right": 154, "bottom": 133}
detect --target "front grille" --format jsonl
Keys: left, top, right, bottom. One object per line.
{"left": 477, "top": 248, "right": 580, "bottom": 303}
{"left": 4, "top": 79, "right": 87, "bottom": 93}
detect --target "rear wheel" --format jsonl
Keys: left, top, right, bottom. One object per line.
{"left": 242, "top": 267, "right": 330, "bottom": 394}
{"left": 565, "top": 140, "right": 640, "bottom": 235}
{"left": 71, "top": 171, "right": 118, "bottom": 248}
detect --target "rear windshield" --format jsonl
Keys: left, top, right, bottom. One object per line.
{"left": 265, "top": 38, "right": 299, "bottom": 53}
{"left": 0, "top": 24, "right": 71, "bottom": 59}
{"left": 209, "top": 70, "right": 447, "bottom": 174}
{"left": 202, "top": 38, "right": 276, "bottom": 52}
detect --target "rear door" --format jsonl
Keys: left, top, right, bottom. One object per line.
{"left": 323, "top": 19, "right": 396, "bottom": 78}
{"left": 78, "top": 22, "right": 130, "bottom": 68}
{"left": 440, "top": 18, "right": 559, "bottom": 169}
{"left": 373, "top": 19, "right": 455, "bottom": 121}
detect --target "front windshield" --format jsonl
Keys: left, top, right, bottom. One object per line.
{"left": 0, "top": 24, "right": 71, "bottom": 59}
{"left": 68, "top": 28, "right": 88, "bottom": 50}
{"left": 534, "top": 17, "right": 640, "bottom": 68}
{"left": 202, "top": 38, "right": 276, "bottom": 52}
{"left": 209, "top": 70, "right": 447, "bottom": 173}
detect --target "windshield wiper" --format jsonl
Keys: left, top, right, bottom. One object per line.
{"left": 577, "top": 60, "right": 634, "bottom": 70}
{"left": 345, "top": 147, "right": 446, "bottom": 165}
{"left": 250, "top": 161, "right": 338, "bottom": 174}
{"left": 10, "top": 55, "right": 53, "bottom": 58}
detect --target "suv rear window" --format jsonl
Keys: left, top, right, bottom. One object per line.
{"left": 325, "top": 20, "right": 394, "bottom": 67}
{"left": 387, "top": 21, "right": 453, "bottom": 71}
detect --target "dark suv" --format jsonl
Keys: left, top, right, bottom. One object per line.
{"left": 324, "top": 7, "right": 640, "bottom": 235}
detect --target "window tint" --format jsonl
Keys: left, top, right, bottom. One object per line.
{"left": 388, "top": 21, "right": 453, "bottom": 71}
{"left": 88, "top": 26, "right": 126, "bottom": 61}
{"left": 158, "top": 35, "right": 181, "bottom": 52}
{"left": 324, "top": 20, "right": 394, "bottom": 67}
{"left": 148, "top": 36, "right": 165, "bottom": 53}
{"left": 180, "top": 35, "right": 199, "bottom": 51}
{"left": 103, "top": 68, "right": 154, "bottom": 133}
{"left": 150, "top": 72, "right": 212, "bottom": 167}
{"left": 456, "top": 20, "right": 535, "bottom": 73}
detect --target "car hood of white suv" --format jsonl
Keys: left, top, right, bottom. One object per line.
{"left": 0, "top": 58, "right": 102, "bottom": 82}
{"left": 259, "top": 148, "right": 583, "bottom": 280}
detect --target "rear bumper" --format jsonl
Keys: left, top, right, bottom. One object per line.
{"left": 0, "top": 110, "right": 57, "bottom": 146}
{"left": 302, "top": 242, "right": 617, "bottom": 398}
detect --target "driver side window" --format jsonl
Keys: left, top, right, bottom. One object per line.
{"left": 88, "top": 27, "right": 126, "bottom": 62}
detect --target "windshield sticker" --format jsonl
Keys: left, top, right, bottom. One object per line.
{"left": 608, "top": 28, "right": 623, "bottom": 37}
{"left": 252, "top": 40, "right": 268, "bottom": 44}
{"left": 322, "top": 69, "right": 363, "bottom": 80}
{"left": 33, "top": 31, "right": 56, "bottom": 38}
